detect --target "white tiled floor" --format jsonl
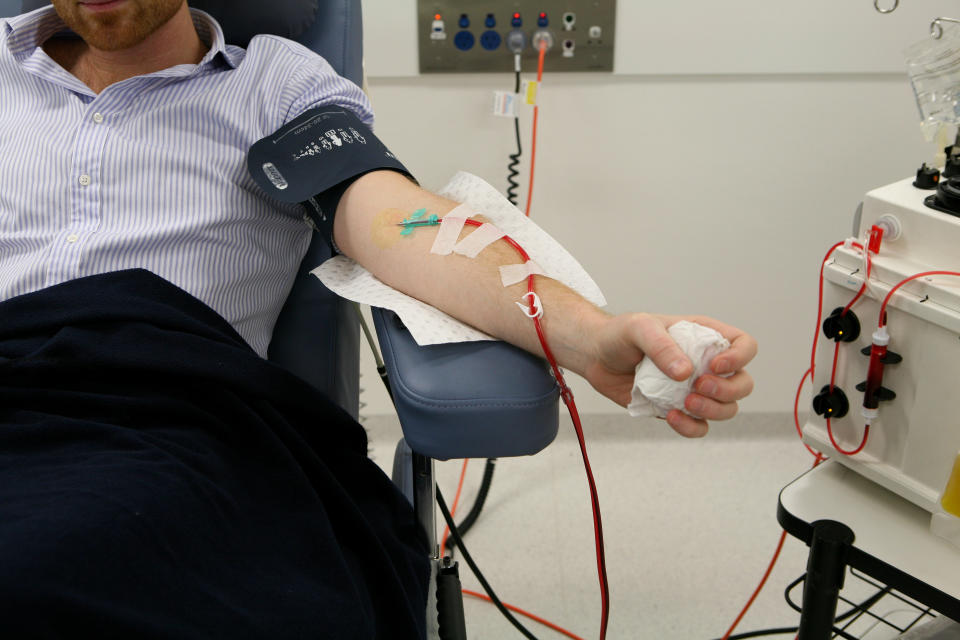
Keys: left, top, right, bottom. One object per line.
{"left": 364, "top": 412, "right": 953, "bottom": 639}
{"left": 364, "top": 412, "right": 825, "bottom": 639}
{"left": 366, "top": 410, "right": 960, "bottom": 639}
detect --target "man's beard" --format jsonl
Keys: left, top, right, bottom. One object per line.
{"left": 50, "top": 0, "right": 184, "bottom": 51}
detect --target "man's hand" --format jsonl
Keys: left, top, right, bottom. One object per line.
{"left": 582, "top": 313, "right": 757, "bottom": 438}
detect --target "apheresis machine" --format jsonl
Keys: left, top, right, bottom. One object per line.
{"left": 803, "top": 165, "right": 960, "bottom": 544}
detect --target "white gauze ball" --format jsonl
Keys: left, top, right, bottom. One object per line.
{"left": 627, "top": 320, "right": 731, "bottom": 419}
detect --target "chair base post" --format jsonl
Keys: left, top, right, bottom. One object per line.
{"left": 413, "top": 451, "right": 438, "bottom": 558}
{"left": 436, "top": 558, "right": 468, "bottom": 640}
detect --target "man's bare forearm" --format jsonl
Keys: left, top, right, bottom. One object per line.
{"left": 332, "top": 170, "right": 609, "bottom": 377}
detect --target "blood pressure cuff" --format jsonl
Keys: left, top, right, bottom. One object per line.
{"left": 248, "top": 107, "right": 415, "bottom": 248}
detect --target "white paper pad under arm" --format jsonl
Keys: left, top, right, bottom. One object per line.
{"left": 313, "top": 257, "right": 495, "bottom": 344}
{"left": 453, "top": 223, "right": 505, "bottom": 258}
{"left": 313, "top": 172, "right": 607, "bottom": 346}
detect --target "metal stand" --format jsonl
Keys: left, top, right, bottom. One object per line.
{"left": 798, "top": 520, "right": 855, "bottom": 640}
{"left": 780, "top": 461, "right": 960, "bottom": 638}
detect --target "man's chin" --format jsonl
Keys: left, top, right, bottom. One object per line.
{"left": 52, "top": 0, "right": 186, "bottom": 54}
{"left": 83, "top": 32, "right": 145, "bottom": 51}
{"left": 54, "top": 0, "right": 152, "bottom": 51}
{"left": 72, "top": 15, "right": 152, "bottom": 51}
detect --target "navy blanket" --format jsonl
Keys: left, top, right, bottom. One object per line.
{"left": 0, "top": 270, "right": 428, "bottom": 639}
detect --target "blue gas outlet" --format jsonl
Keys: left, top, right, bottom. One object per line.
{"left": 454, "top": 30, "right": 475, "bottom": 51}
{"left": 480, "top": 30, "right": 501, "bottom": 51}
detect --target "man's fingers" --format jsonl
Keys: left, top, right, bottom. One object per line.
{"left": 684, "top": 393, "right": 739, "bottom": 422}
{"left": 709, "top": 332, "right": 758, "bottom": 376}
{"left": 666, "top": 396, "right": 740, "bottom": 437}
{"left": 671, "top": 316, "right": 757, "bottom": 376}
{"left": 694, "top": 370, "right": 754, "bottom": 404}
{"left": 632, "top": 315, "right": 692, "bottom": 381}
{"left": 665, "top": 410, "right": 708, "bottom": 438}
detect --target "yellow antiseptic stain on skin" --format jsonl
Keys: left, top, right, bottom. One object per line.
{"left": 371, "top": 208, "right": 410, "bottom": 249}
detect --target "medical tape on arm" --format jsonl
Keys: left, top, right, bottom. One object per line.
{"left": 452, "top": 223, "right": 505, "bottom": 258}
{"left": 429, "top": 207, "right": 471, "bottom": 255}
{"left": 499, "top": 260, "right": 546, "bottom": 287}
{"left": 411, "top": 213, "right": 548, "bottom": 324}
{"left": 426, "top": 211, "right": 544, "bottom": 287}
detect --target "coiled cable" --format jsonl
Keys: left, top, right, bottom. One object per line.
{"left": 506, "top": 54, "right": 523, "bottom": 205}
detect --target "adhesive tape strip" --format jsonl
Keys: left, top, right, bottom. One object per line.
{"left": 430, "top": 216, "right": 468, "bottom": 255}
{"left": 499, "top": 259, "right": 546, "bottom": 287}
{"left": 453, "top": 222, "right": 505, "bottom": 258}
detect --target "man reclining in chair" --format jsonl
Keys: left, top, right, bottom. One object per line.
{"left": 0, "top": 1, "right": 757, "bottom": 637}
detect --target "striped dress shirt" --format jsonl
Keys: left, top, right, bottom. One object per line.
{"left": 0, "top": 6, "right": 374, "bottom": 356}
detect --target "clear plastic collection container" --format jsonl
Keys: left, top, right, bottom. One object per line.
{"left": 905, "top": 22, "right": 960, "bottom": 141}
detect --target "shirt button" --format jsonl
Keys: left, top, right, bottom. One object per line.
{"left": 66, "top": 234, "right": 79, "bottom": 243}
{"left": 92, "top": 112, "right": 104, "bottom": 124}
{"left": 78, "top": 174, "right": 91, "bottom": 186}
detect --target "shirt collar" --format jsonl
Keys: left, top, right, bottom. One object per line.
{"left": 3, "top": 5, "right": 239, "bottom": 70}
{"left": 189, "top": 8, "right": 240, "bottom": 70}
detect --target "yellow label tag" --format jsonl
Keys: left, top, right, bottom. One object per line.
{"left": 523, "top": 80, "right": 539, "bottom": 105}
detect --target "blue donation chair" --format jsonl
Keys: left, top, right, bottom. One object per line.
{"left": 2, "top": 0, "right": 561, "bottom": 636}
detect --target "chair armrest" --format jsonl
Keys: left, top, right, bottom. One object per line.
{"left": 372, "top": 308, "right": 559, "bottom": 461}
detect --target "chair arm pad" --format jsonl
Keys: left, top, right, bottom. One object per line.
{"left": 372, "top": 308, "right": 559, "bottom": 460}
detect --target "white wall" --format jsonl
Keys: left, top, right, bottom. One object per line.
{"left": 357, "top": 2, "right": 941, "bottom": 417}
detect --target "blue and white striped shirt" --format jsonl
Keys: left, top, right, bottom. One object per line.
{"left": 0, "top": 6, "right": 374, "bottom": 356}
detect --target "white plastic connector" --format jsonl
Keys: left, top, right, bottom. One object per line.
{"left": 875, "top": 214, "right": 902, "bottom": 242}
{"left": 562, "top": 12, "right": 576, "bottom": 31}
{"left": 506, "top": 29, "right": 527, "bottom": 54}
{"left": 872, "top": 325, "right": 890, "bottom": 346}
{"left": 531, "top": 29, "right": 554, "bottom": 52}
{"left": 516, "top": 291, "right": 544, "bottom": 319}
